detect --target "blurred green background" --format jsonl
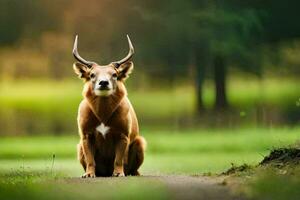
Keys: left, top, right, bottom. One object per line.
{"left": 0, "top": 0, "right": 300, "bottom": 186}
{"left": 0, "top": 0, "right": 300, "bottom": 199}
{"left": 0, "top": 0, "right": 299, "bottom": 136}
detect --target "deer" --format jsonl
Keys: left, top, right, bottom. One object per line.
{"left": 72, "top": 35, "right": 146, "bottom": 177}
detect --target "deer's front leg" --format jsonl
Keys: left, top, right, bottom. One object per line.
{"left": 81, "top": 134, "right": 96, "bottom": 178}
{"left": 113, "top": 134, "right": 129, "bottom": 177}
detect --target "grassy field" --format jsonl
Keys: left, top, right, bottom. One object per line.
{"left": 1, "top": 128, "right": 300, "bottom": 199}
{"left": 0, "top": 77, "right": 299, "bottom": 199}
{"left": 0, "top": 77, "right": 299, "bottom": 135}
{"left": 0, "top": 77, "right": 299, "bottom": 118}
{"left": 247, "top": 168, "right": 300, "bottom": 200}
{"left": 1, "top": 128, "right": 300, "bottom": 175}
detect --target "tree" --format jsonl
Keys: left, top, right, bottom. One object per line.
{"left": 134, "top": 1, "right": 263, "bottom": 112}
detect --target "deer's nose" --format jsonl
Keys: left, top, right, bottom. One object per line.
{"left": 99, "top": 80, "right": 109, "bottom": 87}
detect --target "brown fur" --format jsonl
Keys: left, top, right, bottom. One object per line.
{"left": 75, "top": 62, "right": 146, "bottom": 177}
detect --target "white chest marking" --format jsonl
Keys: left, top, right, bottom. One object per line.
{"left": 96, "top": 123, "right": 110, "bottom": 138}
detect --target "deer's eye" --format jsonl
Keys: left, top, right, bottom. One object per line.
{"left": 112, "top": 73, "right": 117, "bottom": 79}
{"left": 90, "top": 73, "right": 96, "bottom": 79}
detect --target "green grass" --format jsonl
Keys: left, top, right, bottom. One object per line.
{"left": 0, "top": 77, "right": 299, "bottom": 199}
{"left": 226, "top": 78, "right": 300, "bottom": 108}
{"left": 0, "top": 77, "right": 299, "bottom": 117}
{"left": 1, "top": 128, "right": 299, "bottom": 175}
{"left": 0, "top": 128, "right": 300, "bottom": 199}
{"left": 247, "top": 169, "right": 300, "bottom": 200}
{"left": 0, "top": 77, "right": 298, "bottom": 135}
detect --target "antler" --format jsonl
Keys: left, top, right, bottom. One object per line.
{"left": 112, "top": 35, "right": 134, "bottom": 68}
{"left": 72, "top": 35, "right": 96, "bottom": 68}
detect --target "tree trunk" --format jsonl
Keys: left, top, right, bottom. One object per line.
{"left": 213, "top": 55, "right": 228, "bottom": 110}
{"left": 195, "top": 64, "right": 205, "bottom": 113}
{"left": 193, "top": 44, "right": 209, "bottom": 115}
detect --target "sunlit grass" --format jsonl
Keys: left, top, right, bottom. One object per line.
{"left": 1, "top": 128, "right": 299, "bottom": 175}
{"left": 201, "top": 77, "right": 299, "bottom": 108}
{"left": 0, "top": 77, "right": 299, "bottom": 118}
{"left": 0, "top": 128, "right": 299, "bottom": 200}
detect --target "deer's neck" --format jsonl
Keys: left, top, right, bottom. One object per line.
{"left": 83, "top": 82, "right": 126, "bottom": 124}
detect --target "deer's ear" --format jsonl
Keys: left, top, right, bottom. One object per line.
{"left": 73, "top": 62, "right": 90, "bottom": 80}
{"left": 117, "top": 61, "right": 134, "bottom": 81}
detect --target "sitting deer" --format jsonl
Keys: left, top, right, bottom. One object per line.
{"left": 73, "top": 35, "right": 146, "bottom": 177}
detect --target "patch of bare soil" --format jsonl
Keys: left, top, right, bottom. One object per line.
{"left": 160, "top": 175, "right": 246, "bottom": 200}
{"left": 64, "top": 175, "right": 246, "bottom": 200}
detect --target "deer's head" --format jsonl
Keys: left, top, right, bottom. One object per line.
{"left": 72, "top": 35, "right": 134, "bottom": 96}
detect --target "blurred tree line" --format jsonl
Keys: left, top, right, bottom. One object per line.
{"left": 0, "top": 0, "right": 300, "bottom": 114}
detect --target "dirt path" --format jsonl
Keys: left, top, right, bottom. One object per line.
{"left": 65, "top": 175, "right": 246, "bottom": 200}
{"left": 158, "top": 175, "right": 245, "bottom": 200}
